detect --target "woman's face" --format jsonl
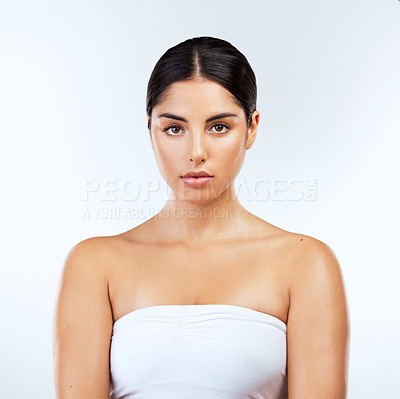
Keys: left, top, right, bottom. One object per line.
{"left": 147, "top": 78, "right": 259, "bottom": 204}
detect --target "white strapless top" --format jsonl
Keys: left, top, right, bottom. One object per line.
{"left": 109, "top": 304, "right": 288, "bottom": 399}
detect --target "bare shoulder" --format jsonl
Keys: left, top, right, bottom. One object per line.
{"left": 256, "top": 222, "right": 337, "bottom": 261}
{"left": 278, "top": 230, "right": 349, "bottom": 313}
{"left": 61, "top": 233, "right": 134, "bottom": 278}
{"left": 53, "top": 235, "right": 124, "bottom": 397}
{"left": 281, "top": 232, "right": 348, "bottom": 299}
{"left": 64, "top": 234, "right": 121, "bottom": 262}
{"left": 54, "top": 234, "right": 128, "bottom": 332}
{"left": 265, "top": 226, "right": 345, "bottom": 284}
{"left": 279, "top": 231, "right": 351, "bottom": 398}
{"left": 54, "top": 235, "right": 122, "bottom": 329}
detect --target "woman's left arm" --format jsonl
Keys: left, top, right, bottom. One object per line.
{"left": 287, "top": 238, "right": 351, "bottom": 399}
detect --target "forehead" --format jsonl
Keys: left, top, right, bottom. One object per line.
{"left": 154, "top": 80, "right": 243, "bottom": 116}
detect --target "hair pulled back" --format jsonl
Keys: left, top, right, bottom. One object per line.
{"left": 146, "top": 36, "right": 257, "bottom": 130}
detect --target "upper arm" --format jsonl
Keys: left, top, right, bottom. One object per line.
{"left": 287, "top": 238, "right": 351, "bottom": 399}
{"left": 52, "top": 238, "right": 114, "bottom": 399}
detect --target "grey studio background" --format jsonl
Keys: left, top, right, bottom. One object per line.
{"left": 1, "top": 1, "right": 399, "bottom": 398}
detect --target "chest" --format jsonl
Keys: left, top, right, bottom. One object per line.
{"left": 108, "top": 240, "right": 290, "bottom": 324}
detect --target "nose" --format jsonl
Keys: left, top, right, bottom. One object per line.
{"left": 188, "top": 129, "right": 208, "bottom": 163}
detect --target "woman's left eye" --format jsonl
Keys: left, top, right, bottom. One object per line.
{"left": 211, "top": 123, "right": 230, "bottom": 133}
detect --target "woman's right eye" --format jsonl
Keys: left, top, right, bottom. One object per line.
{"left": 163, "top": 124, "right": 182, "bottom": 135}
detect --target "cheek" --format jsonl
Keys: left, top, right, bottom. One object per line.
{"left": 152, "top": 138, "right": 184, "bottom": 179}
{"left": 214, "top": 137, "right": 246, "bottom": 175}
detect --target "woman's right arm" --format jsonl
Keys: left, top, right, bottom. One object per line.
{"left": 52, "top": 238, "right": 114, "bottom": 399}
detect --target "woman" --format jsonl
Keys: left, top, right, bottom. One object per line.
{"left": 53, "top": 36, "right": 350, "bottom": 399}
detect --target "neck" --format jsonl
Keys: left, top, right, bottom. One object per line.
{"left": 153, "top": 183, "right": 251, "bottom": 245}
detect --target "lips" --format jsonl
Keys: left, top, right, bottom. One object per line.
{"left": 182, "top": 170, "right": 213, "bottom": 178}
{"left": 180, "top": 171, "right": 214, "bottom": 188}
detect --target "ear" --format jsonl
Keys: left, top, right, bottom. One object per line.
{"left": 245, "top": 110, "right": 260, "bottom": 150}
{"left": 147, "top": 114, "right": 155, "bottom": 152}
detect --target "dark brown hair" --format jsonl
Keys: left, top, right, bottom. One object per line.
{"left": 146, "top": 36, "right": 257, "bottom": 130}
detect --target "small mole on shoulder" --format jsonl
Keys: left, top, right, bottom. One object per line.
{"left": 300, "top": 238, "right": 303, "bottom": 241}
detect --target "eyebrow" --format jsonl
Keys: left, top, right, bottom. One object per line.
{"left": 157, "top": 112, "right": 239, "bottom": 123}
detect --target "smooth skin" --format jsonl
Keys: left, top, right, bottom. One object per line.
{"left": 53, "top": 77, "right": 350, "bottom": 398}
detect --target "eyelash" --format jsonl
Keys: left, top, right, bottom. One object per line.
{"left": 162, "top": 122, "right": 230, "bottom": 136}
